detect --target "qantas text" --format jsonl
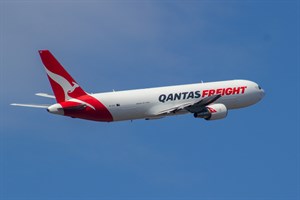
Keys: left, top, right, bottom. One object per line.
{"left": 159, "top": 91, "right": 201, "bottom": 103}
{"left": 158, "top": 86, "right": 247, "bottom": 103}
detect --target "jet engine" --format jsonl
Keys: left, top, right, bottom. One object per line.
{"left": 194, "top": 103, "right": 228, "bottom": 120}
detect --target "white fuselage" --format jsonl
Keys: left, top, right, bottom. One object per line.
{"left": 91, "top": 79, "right": 264, "bottom": 121}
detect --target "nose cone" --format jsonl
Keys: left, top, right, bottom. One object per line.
{"left": 259, "top": 88, "right": 265, "bottom": 100}
{"left": 47, "top": 103, "right": 64, "bottom": 115}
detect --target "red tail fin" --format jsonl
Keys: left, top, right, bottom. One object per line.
{"left": 39, "top": 50, "right": 87, "bottom": 103}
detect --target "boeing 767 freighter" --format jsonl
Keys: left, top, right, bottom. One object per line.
{"left": 11, "top": 50, "right": 265, "bottom": 122}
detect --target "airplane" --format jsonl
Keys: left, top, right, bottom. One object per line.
{"left": 11, "top": 50, "right": 265, "bottom": 122}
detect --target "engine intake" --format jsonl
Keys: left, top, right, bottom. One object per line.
{"left": 194, "top": 103, "right": 228, "bottom": 120}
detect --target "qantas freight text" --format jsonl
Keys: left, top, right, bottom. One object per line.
{"left": 202, "top": 86, "right": 247, "bottom": 97}
{"left": 11, "top": 50, "right": 265, "bottom": 122}
{"left": 159, "top": 86, "right": 248, "bottom": 103}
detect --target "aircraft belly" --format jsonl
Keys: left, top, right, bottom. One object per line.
{"left": 109, "top": 106, "right": 148, "bottom": 121}
{"left": 99, "top": 98, "right": 154, "bottom": 121}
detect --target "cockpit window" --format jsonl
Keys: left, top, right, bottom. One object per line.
{"left": 258, "top": 85, "right": 262, "bottom": 90}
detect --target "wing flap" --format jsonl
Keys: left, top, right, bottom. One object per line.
{"left": 153, "top": 102, "right": 194, "bottom": 116}
{"left": 151, "top": 94, "right": 222, "bottom": 116}
{"left": 185, "top": 94, "right": 221, "bottom": 113}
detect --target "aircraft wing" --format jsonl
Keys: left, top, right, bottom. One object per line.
{"left": 153, "top": 94, "right": 221, "bottom": 116}
{"left": 153, "top": 102, "right": 196, "bottom": 116}
{"left": 10, "top": 103, "right": 50, "bottom": 108}
{"left": 185, "top": 94, "right": 221, "bottom": 113}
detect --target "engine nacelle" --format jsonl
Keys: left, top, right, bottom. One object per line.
{"left": 194, "top": 103, "right": 228, "bottom": 120}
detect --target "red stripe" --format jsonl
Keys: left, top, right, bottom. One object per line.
{"left": 62, "top": 95, "right": 113, "bottom": 122}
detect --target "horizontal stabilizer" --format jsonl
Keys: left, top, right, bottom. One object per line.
{"left": 35, "top": 93, "right": 55, "bottom": 99}
{"left": 10, "top": 103, "right": 50, "bottom": 108}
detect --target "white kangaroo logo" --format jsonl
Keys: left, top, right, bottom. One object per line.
{"left": 45, "top": 67, "right": 95, "bottom": 110}
{"left": 45, "top": 68, "right": 79, "bottom": 100}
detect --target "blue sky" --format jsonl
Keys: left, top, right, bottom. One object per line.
{"left": 0, "top": 1, "right": 299, "bottom": 200}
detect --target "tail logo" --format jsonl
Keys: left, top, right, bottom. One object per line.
{"left": 45, "top": 67, "right": 81, "bottom": 101}
{"left": 39, "top": 50, "right": 113, "bottom": 121}
{"left": 44, "top": 67, "right": 95, "bottom": 110}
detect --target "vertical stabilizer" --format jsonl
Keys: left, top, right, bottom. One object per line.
{"left": 38, "top": 50, "right": 87, "bottom": 103}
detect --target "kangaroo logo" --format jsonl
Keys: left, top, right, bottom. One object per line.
{"left": 45, "top": 67, "right": 80, "bottom": 100}
{"left": 45, "top": 67, "right": 95, "bottom": 110}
